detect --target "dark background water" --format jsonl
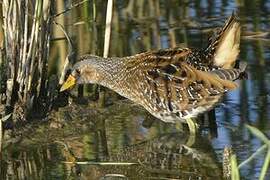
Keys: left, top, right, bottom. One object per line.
{"left": 1, "top": 0, "right": 270, "bottom": 179}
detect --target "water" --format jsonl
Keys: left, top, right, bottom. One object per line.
{"left": 1, "top": 0, "right": 270, "bottom": 179}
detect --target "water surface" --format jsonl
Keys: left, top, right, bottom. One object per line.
{"left": 1, "top": 0, "right": 270, "bottom": 179}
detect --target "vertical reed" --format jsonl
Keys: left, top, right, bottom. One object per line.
{"left": 98, "top": 0, "right": 114, "bottom": 107}
{"left": 1, "top": 0, "right": 52, "bottom": 120}
{"left": 0, "top": 114, "right": 11, "bottom": 152}
{"left": 97, "top": 0, "right": 114, "bottom": 157}
{"left": 103, "top": 0, "right": 113, "bottom": 58}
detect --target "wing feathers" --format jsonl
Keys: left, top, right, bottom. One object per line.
{"left": 143, "top": 61, "right": 238, "bottom": 119}
{"left": 194, "top": 68, "right": 238, "bottom": 90}
{"left": 121, "top": 31, "right": 244, "bottom": 121}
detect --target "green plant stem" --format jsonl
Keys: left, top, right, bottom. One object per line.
{"left": 93, "top": 0, "right": 96, "bottom": 21}
{"left": 231, "top": 154, "right": 240, "bottom": 180}
{"left": 246, "top": 125, "right": 270, "bottom": 145}
{"left": 186, "top": 118, "right": 198, "bottom": 135}
{"left": 238, "top": 144, "right": 267, "bottom": 169}
{"left": 259, "top": 148, "right": 270, "bottom": 180}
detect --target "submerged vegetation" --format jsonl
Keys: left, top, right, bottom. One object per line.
{"left": 227, "top": 125, "right": 270, "bottom": 180}
{"left": 0, "top": 0, "right": 269, "bottom": 179}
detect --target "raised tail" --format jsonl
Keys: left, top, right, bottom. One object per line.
{"left": 205, "top": 13, "right": 241, "bottom": 69}
{"left": 210, "top": 61, "right": 247, "bottom": 82}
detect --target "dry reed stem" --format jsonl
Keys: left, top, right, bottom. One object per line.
{"left": 0, "top": 117, "right": 2, "bottom": 152}
{"left": 103, "top": 0, "right": 113, "bottom": 58}
{"left": 55, "top": 21, "right": 75, "bottom": 85}
{"left": 52, "top": 0, "right": 90, "bottom": 18}
{"left": 2, "top": 0, "right": 52, "bottom": 117}
{"left": 0, "top": 114, "right": 11, "bottom": 152}
{"left": 98, "top": 0, "right": 114, "bottom": 107}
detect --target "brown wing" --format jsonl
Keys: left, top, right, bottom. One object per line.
{"left": 125, "top": 47, "right": 191, "bottom": 70}
{"left": 126, "top": 51, "right": 240, "bottom": 120}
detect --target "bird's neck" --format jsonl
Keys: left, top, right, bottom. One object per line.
{"left": 92, "top": 56, "right": 129, "bottom": 90}
{"left": 80, "top": 55, "right": 136, "bottom": 99}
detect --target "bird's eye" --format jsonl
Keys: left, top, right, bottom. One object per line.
{"left": 75, "top": 69, "right": 80, "bottom": 75}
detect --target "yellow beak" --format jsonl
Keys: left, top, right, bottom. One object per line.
{"left": 60, "top": 75, "right": 76, "bottom": 92}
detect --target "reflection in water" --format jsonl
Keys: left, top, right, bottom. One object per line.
{"left": 1, "top": 103, "right": 222, "bottom": 179}
{"left": 1, "top": 0, "right": 270, "bottom": 179}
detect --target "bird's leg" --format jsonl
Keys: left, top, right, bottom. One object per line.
{"left": 186, "top": 118, "right": 198, "bottom": 135}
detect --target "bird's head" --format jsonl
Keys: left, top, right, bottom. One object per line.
{"left": 60, "top": 60, "right": 102, "bottom": 92}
